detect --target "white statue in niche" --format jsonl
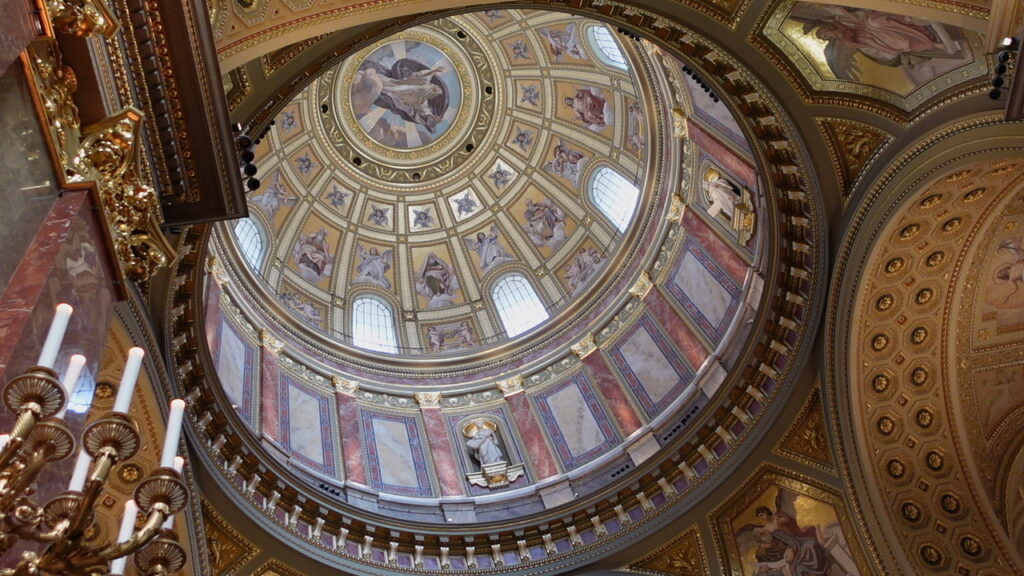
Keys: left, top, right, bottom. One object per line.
{"left": 462, "top": 418, "right": 524, "bottom": 489}
{"left": 702, "top": 166, "right": 756, "bottom": 245}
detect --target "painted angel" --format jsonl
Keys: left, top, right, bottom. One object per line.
{"left": 354, "top": 245, "right": 394, "bottom": 289}
{"left": 465, "top": 225, "right": 514, "bottom": 274}
{"left": 416, "top": 253, "right": 460, "bottom": 308}
{"left": 538, "top": 23, "right": 585, "bottom": 61}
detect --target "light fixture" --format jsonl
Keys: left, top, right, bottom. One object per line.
{"left": 0, "top": 305, "right": 190, "bottom": 576}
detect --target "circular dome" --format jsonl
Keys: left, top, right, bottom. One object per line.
{"left": 219, "top": 10, "right": 664, "bottom": 380}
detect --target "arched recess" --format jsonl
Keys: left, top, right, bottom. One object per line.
{"left": 826, "top": 114, "right": 1024, "bottom": 576}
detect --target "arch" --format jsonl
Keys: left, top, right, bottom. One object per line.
{"left": 586, "top": 25, "right": 629, "bottom": 70}
{"left": 588, "top": 166, "right": 640, "bottom": 233}
{"left": 233, "top": 217, "right": 267, "bottom": 270}
{"left": 491, "top": 274, "right": 548, "bottom": 338}
{"left": 351, "top": 294, "right": 399, "bottom": 354}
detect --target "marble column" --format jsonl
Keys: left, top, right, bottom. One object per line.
{"left": 581, "top": 353, "right": 643, "bottom": 436}
{"left": 416, "top": 393, "right": 464, "bottom": 497}
{"left": 334, "top": 379, "right": 367, "bottom": 485}
{"left": 499, "top": 380, "right": 560, "bottom": 480}
{"left": 259, "top": 331, "right": 283, "bottom": 442}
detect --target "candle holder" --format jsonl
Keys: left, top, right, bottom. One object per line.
{"left": 0, "top": 363, "right": 189, "bottom": 575}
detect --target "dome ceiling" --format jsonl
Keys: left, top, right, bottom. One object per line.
{"left": 230, "top": 10, "right": 656, "bottom": 364}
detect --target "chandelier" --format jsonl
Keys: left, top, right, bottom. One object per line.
{"left": 0, "top": 304, "right": 189, "bottom": 575}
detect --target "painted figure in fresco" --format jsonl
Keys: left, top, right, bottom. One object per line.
{"left": 538, "top": 23, "right": 585, "bottom": 61}
{"left": 416, "top": 253, "right": 460, "bottom": 308}
{"left": 251, "top": 172, "right": 296, "bottom": 220}
{"left": 511, "top": 39, "right": 530, "bottom": 59}
{"left": 794, "top": 7, "right": 963, "bottom": 82}
{"left": 564, "top": 247, "right": 604, "bottom": 294}
{"left": 483, "top": 9, "right": 503, "bottom": 21}
{"left": 489, "top": 164, "right": 513, "bottom": 189}
{"left": 627, "top": 101, "right": 644, "bottom": 152}
{"left": 456, "top": 321, "right": 475, "bottom": 347}
{"left": 292, "top": 227, "right": 333, "bottom": 282}
{"left": 564, "top": 87, "right": 608, "bottom": 131}
{"left": 512, "top": 128, "right": 534, "bottom": 151}
{"left": 427, "top": 326, "right": 445, "bottom": 352}
{"left": 736, "top": 489, "right": 861, "bottom": 576}
{"left": 543, "top": 140, "right": 587, "bottom": 185}
{"left": 355, "top": 245, "right": 394, "bottom": 289}
{"left": 465, "top": 419, "right": 504, "bottom": 465}
{"left": 280, "top": 110, "right": 297, "bottom": 133}
{"left": 280, "top": 292, "right": 322, "bottom": 328}
{"left": 326, "top": 184, "right": 349, "bottom": 208}
{"left": 520, "top": 84, "right": 540, "bottom": 106}
{"left": 351, "top": 59, "right": 449, "bottom": 134}
{"left": 367, "top": 117, "right": 406, "bottom": 148}
{"left": 367, "top": 204, "right": 390, "bottom": 227}
{"left": 995, "top": 237, "right": 1024, "bottom": 303}
{"left": 412, "top": 206, "right": 434, "bottom": 229}
{"left": 523, "top": 197, "right": 567, "bottom": 249}
{"left": 295, "top": 153, "right": 316, "bottom": 176}
{"left": 453, "top": 191, "right": 478, "bottom": 217}
{"left": 465, "top": 225, "right": 515, "bottom": 274}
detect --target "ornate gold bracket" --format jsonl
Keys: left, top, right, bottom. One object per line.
{"left": 23, "top": 34, "right": 174, "bottom": 289}
{"left": 44, "top": 0, "right": 120, "bottom": 38}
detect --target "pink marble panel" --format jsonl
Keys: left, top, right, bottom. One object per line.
{"left": 682, "top": 209, "right": 748, "bottom": 284}
{"left": 505, "top": 392, "right": 560, "bottom": 479}
{"left": 260, "top": 349, "right": 280, "bottom": 441}
{"left": 646, "top": 288, "right": 709, "bottom": 369}
{"left": 335, "top": 392, "right": 366, "bottom": 484}
{"left": 0, "top": 8, "right": 37, "bottom": 87}
{"left": 420, "top": 407, "right": 465, "bottom": 496}
{"left": 582, "top": 353, "right": 643, "bottom": 434}
{"left": 688, "top": 121, "right": 756, "bottom": 188}
{"left": 204, "top": 277, "right": 222, "bottom": 353}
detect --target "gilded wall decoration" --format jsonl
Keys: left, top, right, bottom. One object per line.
{"left": 712, "top": 466, "right": 867, "bottom": 576}
{"left": 201, "top": 499, "right": 258, "bottom": 575}
{"left": 617, "top": 525, "right": 707, "bottom": 576}
{"left": 757, "top": 1, "right": 987, "bottom": 114}
{"left": 252, "top": 560, "right": 303, "bottom": 576}
{"left": 775, "top": 386, "right": 833, "bottom": 470}
{"left": 816, "top": 118, "right": 890, "bottom": 202}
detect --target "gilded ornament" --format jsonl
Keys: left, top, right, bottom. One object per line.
{"left": 915, "top": 288, "right": 934, "bottom": 305}
{"left": 570, "top": 334, "right": 598, "bottom": 359}
{"left": 911, "top": 367, "right": 928, "bottom": 385}
{"left": 916, "top": 408, "right": 933, "bottom": 428}
{"left": 871, "top": 334, "right": 889, "bottom": 351}
{"left": 910, "top": 327, "right": 928, "bottom": 344}
{"left": 941, "top": 218, "right": 961, "bottom": 233}
{"left": 414, "top": 392, "right": 441, "bottom": 407}
{"left": 959, "top": 535, "right": 981, "bottom": 557}
{"left": 925, "top": 252, "right": 944, "bottom": 267}
{"left": 901, "top": 501, "right": 922, "bottom": 523}
{"left": 118, "top": 463, "right": 142, "bottom": 483}
{"left": 940, "top": 493, "right": 961, "bottom": 514}
{"left": 898, "top": 223, "right": 920, "bottom": 239}
{"left": 877, "top": 416, "right": 895, "bottom": 435}
{"left": 495, "top": 375, "right": 524, "bottom": 396}
{"left": 875, "top": 294, "right": 894, "bottom": 311}
{"left": 46, "top": 0, "right": 120, "bottom": 38}
{"left": 919, "top": 544, "right": 942, "bottom": 565}
{"left": 871, "top": 374, "right": 890, "bottom": 393}
{"left": 95, "top": 382, "right": 115, "bottom": 399}
{"left": 884, "top": 257, "right": 904, "bottom": 273}
{"left": 919, "top": 194, "right": 942, "bottom": 208}
{"left": 259, "top": 330, "right": 285, "bottom": 356}
{"left": 925, "top": 451, "right": 944, "bottom": 471}
{"left": 963, "top": 187, "right": 985, "bottom": 202}
{"left": 629, "top": 272, "right": 654, "bottom": 299}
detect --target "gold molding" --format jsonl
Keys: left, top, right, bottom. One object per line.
{"left": 616, "top": 525, "right": 707, "bottom": 575}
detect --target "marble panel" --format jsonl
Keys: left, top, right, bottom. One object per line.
{"left": 610, "top": 315, "right": 694, "bottom": 417}
{"left": 583, "top": 352, "right": 644, "bottom": 434}
{"left": 646, "top": 288, "right": 709, "bottom": 369}
{"left": 279, "top": 374, "right": 336, "bottom": 476}
{"left": 216, "top": 320, "right": 255, "bottom": 423}
{"left": 420, "top": 408, "right": 464, "bottom": 496}
{"left": 335, "top": 393, "right": 366, "bottom": 484}
{"left": 361, "top": 411, "right": 433, "bottom": 497}
{"left": 535, "top": 374, "right": 619, "bottom": 469}
{"left": 682, "top": 209, "right": 748, "bottom": 284}
{"left": 503, "top": 392, "right": 560, "bottom": 479}
{"left": 666, "top": 237, "right": 741, "bottom": 343}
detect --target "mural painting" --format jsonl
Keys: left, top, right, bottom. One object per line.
{"left": 278, "top": 286, "right": 326, "bottom": 331}
{"left": 412, "top": 248, "right": 462, "bottom": 309}
{"left": 770, "top": 2, "right": 980, "bottom": 102}
{"left": 408, "top": 204, "right": 437, "bottom": 231}
{"left": 542, "top": 140, "right": 589, "bottom": 186}
{"left": 716, "top": 468, "right": 864, "bottom": 576}
{"left": 508, "top": 123, "right": 536, "bottom": 156}
{"left": 289, "top": 146, "right": 322, "bottom": 184}
{"left": 562, "top": 241, "right": 605, "bottom": 295}
{"left": 517, "top": 81, "right": 541, "bottom": 109}
{"left": 364, "top": 202, "right": 393, "bottom": 230}
{"left": 464, "top": 224, "right": 515, "bottom": 274}
{"left": 353, "top": 242, "right": 395, "bottom": 290}
{"left": 514, "top": 191, "right": 575, "bottom": 255}
{"left": 557, "top": 83, "right": 613, "bottom": 133}
{"left": 250, "top": 171, "right": 297, "bottom": 229}
{"left": 323, "top": 181, "right": 352, "bottom": 216}
{"left": 349, "top": 40, "right": 461, "bottom": 149}
{"left": 503, "top": 35, "right": 535, "bottom": 64}
{"left": 290, "top": 219, "right": 337, "bottom": 287}
{"left": 423, "top": 320, "right": 477, "bottom": 352}
{"left": 449, "top": 188, "right": 482, "bottom": 221}
{"left": 538, "top": 24, "right": 587, "bottom": 62}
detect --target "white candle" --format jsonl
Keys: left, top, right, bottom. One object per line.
{"left": 0, "top": 434, "right": 9, "bottom": 453}
{"left": 55, "top": 354, "right": 86, "bottom": 419}
{"left": 159, "top": 399, "right": 186, "bottom": 468}
{"left": 161, "top": 457, "right": 186, "bottom": 529}
{"left": 109, "top": 500, "right": 138, "bottom": 575}
{"left": 37, "top": 304, "right": 73, "bottom": 369}
{"left": 112, "top": 347, "right": 144, "bottom": 414}
{"left": 67, "top": 450, "right": 92, "bottom": 492}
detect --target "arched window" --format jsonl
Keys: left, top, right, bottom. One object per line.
{"left": 492, "top": 274, "right": 548, "bottom": 338}
{"left": 589, "top": 167, "right": 640, "bottom": 233}
{"left": 587, "top": 25, "right": 629, "bottom": 71}
{"left": 233, "top": 218, "right": 266, "bottom": 270}
{"left": 352, "top": 296, "right": 399, "bottom": 354}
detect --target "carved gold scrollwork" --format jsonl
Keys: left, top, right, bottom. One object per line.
{"left": 45, "top": 0, "right": 120, "bottom": 38}
{"left": 27, "top": 39, "right": 81, "bottom": 168}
